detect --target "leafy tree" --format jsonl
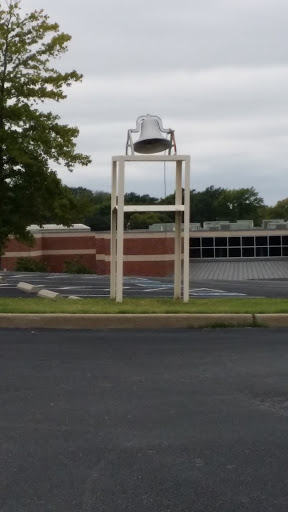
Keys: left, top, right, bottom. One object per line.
{"left": 190, "top": 186, "right": 225, "bottom": 223}
{"left": 266, "top": 198, "right": 288, "bottom": 221}
{"left": 129, "top": 212, "right": 172, "bottom": 230}
{"left": 84, "top": 190, "right": 111, "bottom": 231}
{"left": 61, "top": 189, "right": 112, "bottom": 231}
{"left": 67, "top": 187, "right": 98, "bottom": 222}
{"left": 215, "top": 187, "right": 264, "bottom": 224}
{"left": 256, "top": 204, "right": 275, "bottom": 223}
{"left": 88, "top": 202, "right": 111, "bottom": 231}
{"left": 93, "top": 190, "right": 110, "bottom": 204}
{"left": 69, "top": 186, "right": 95, "bottom": 202}
{"left": 0, "top": 1, "right": 91, "bottom": 252}
{"left": 124, "top": 192, "right": 158, "bottom": 205}
{"left": 42, "top": 185, "right": 95, "bottom": 225}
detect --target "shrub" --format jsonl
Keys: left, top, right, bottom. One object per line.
{"left": 15, "top": 257, "right": 48, "bottom": 272}
{"left": 64, "top": 259, "right": 93, "bottom": 274}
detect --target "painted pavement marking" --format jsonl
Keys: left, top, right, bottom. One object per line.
{"left": 190, "top": 288, "right": 246, "bottom": 297}
{"left": 0, "top": 274, "right": 247, "bottom": 298}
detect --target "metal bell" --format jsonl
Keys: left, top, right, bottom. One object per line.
{"left": 133, "top": 116, "right": 172, "bottom": 154}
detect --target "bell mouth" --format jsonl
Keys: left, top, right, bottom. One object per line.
{"left": 133, "top": 138, "right": 171, "bottom": 154}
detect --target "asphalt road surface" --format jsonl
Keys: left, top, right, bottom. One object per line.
{"left": 1, "top": 328, "right": 288, "bottom": 511}
{"left": 1, "top": 271, "right": 288, "bottom": 298}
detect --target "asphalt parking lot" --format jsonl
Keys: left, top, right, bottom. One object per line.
{"left": 1, "top": 271, "right": 288, "bottom": 298}
{"left": 1, "top": 328, "right": 288, "bottom": 511}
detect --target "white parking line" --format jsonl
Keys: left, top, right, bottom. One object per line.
{"left": 62, "top": 294, "right": 109, "bottom": 297}
{"left": 190, "top": 288, "right": 246, "bottom": 296}
{"left": 143, "top": 287, "right": 171, "bottom": 292}
{"left": 57, "top": 286, "right": 93, "bottom": 290}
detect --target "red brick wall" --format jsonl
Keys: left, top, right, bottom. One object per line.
{"left": 94, "top": 237, "right": 107, "bottom": 254}
{"left": 1, "top": 255, "right": 43, "bottom": 271}
{"left": 124, "top": 237, "right": 174, "bottom": 255}
{"left": 43, "top": 254, "right": 97, "bottom": 273}
{"left": 42, "top": 235, "right": 95, "bottom": 251}
{"left": 123, "top": 261, "right": 174, "bottom": 277}
{"left": 1, "top": 230, "right": 176, "bottom": 276}
{"left": 94, "top": 260, "right": 174, "bottom": 277}
{"left": 4, "top": 236, "right": 42, "bottom": 252}
{"left": 2, "top": 231, "right": 97, "bottom": 273}
{"left": 94, "top": 234, "right": 175, "bottom": 276}
{"left": 95, "top": 260, "right": 109, "bottom": 275}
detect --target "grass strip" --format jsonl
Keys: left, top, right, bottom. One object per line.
{"left": 0, "top": 297, "right": 288, "bottom": 314}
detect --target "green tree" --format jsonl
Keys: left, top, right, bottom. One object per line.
{"left": 67, "top": 187, "right": 97, "bottom": 222}
{"left": 0, "top": 1, "right": 91, "bottom": 252}
{"left": 63, "top": 189, "right": 112, "bottom": 231}
{"left": 256, "top": 204, "right": 275, "bottom": 223}
{"left": 215, "top": 187, "right": 264, "bottom": 224}
{"left": 129, "top": 212, "right": 172, "bottom": 230}
{"left": 267, "top": 198, "right": 288, "bottom": 221}
{"left": 42, "top": 186, "right": 96, "bottom": 225}
{"left": 124, "top": 192, "right": 158, "bottom": 205}
{"left": 88, "top": 199, "right": 111, "bottom": 231}
{"left": 190, "top": 186, "right": 225, "bottom": 223}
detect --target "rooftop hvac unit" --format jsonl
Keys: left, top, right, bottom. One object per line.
{"left": 231, "top": 222, "right": 252, "bottom": 230}
{"left": 276, "top": 223, "right": 288, "bottom": 230}
{"left": 149, "top": 223, "right": 176, "bottom": 232}
{"left": 163, "top": 223, "right": 175, "bottom": 232}
{"left": 190, "top": 223, "right": 201, "bottom": 231}
{"left": 149, "top": 223, "right": 161, "bottom": 231}
{"left": 203, "top": 220, "right": 229, "bottom": 229}
{"left": 237, "top": 220, "right": 254, "bottom": 229}
{"left": 262, "top": 219, "right": 284, "bottom": 229}
{"left": 220, "top": 224, "right": 230, "bottom": 231}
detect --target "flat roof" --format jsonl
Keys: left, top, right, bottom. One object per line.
{"left": 28, "top": 224, "right": 91, "bottom": 233}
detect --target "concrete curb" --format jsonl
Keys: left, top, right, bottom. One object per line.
{"left": 0, "top": 313, "right": 254, "bottom": 329}
{"left": 255, "top": 314, "right": 288, "bottom": 327}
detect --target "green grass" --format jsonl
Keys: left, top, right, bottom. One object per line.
{"left": 0, "top": 297, "right": 288, "bottom": 314}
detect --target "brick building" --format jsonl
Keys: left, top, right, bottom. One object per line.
{"left": 1, "top": 224, "right": 175, "bottom": 276}
{"left": 2, "top": 220, "right": 288, "bottom": 277}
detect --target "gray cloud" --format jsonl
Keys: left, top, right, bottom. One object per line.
{"left": 21, "top": 0, "right": 288, "bottom": 204}
{"left": 24, "top": 0, "right": 288, "bottom": 72}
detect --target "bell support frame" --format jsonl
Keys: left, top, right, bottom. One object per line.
{"left": 110, "top": 154, "right": 190, "bottom": 302}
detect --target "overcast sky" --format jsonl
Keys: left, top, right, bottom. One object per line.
{"left": 23, "top": 0, "right": 287, "bottom": 205}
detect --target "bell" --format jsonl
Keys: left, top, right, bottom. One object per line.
{"left": 133, "top": 117, "right": 171, "bottom": 154}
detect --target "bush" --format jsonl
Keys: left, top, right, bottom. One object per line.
{"left": 64, "top": 259, "right": 93, "bottom": 274}
{"left": 15, "top": 257, "right": 48, "bottom": 272}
